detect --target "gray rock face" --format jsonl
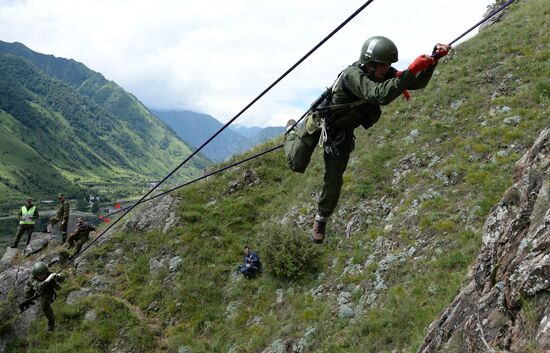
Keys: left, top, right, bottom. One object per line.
{"left": 168, "top": 256, "right": 183, "bottom": 272}
{"left": 418, "top": 127, "right": 550, "bottom": 353}
{"left": 224, "top": 169, "right": 260, "bottom": 195}
{"left": 338, "top": 305, "right": 355, "bottom": 319}
{"left": 23, "top": 232, "right": 53, "bottom": 257}
{"left": 66, "top": 287, "right": 93, "bottom": 306}
{"left": 84, "top": 309, "right": 97, "bottom": 321}
{"left": 122, "top": 194, "right": 181, "bottom": 234}
{"left": 0, "top": 247, "right": 19, "bottom": 270}
{"left": 0, "top": 265, "right": 35, "bottom": 348}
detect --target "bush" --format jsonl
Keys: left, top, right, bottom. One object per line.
{"left": 259, "top": 222, "right": 323, "bottom": 280}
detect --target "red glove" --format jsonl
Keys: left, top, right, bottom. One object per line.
{"left": 408, "top": 55, "right": 435, "bottom": 75}
{"left": 432, "top": 43, "right": 451, "bottom": 62}
{"left": 395, "top": 71, "right": 411, "bottom": 99}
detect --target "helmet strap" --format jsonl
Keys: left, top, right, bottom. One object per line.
{"left": 360, "top": 63, "right": 379, "bottom": 82}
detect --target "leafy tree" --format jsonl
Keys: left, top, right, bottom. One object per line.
{"left": 76, "top": 198, "right": 89, "bottom": 212}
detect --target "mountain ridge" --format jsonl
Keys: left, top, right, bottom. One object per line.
{"left": 154, "top": 109, "right": 283, "bottom": 162}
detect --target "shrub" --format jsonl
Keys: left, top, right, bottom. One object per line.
{"left": 260, "top": 222, "right": 323, "bottom": 280}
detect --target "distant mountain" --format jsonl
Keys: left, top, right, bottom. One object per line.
{"left": 230, "top": 125, "right": 285, "bottom": 145}
{"left": 251, "top": 126, "right": 285, "bottom": 144}
{"left": 153, "top": 110, "right": 284, "bottom": 162}
{"left": 0, "top": 41, "right": 209, "bottom": 202}
{"left": 229, "top": 125, "right": 263, "bottom": 139}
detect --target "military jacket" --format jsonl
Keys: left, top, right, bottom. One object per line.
{"left": 25, "top": 273, "right": 61, "bottom": 301}
{"left": 329, "top": 61, "right": 435, "bottom": 131}
{"left": 68, "top": 222, "right": 96, "bottom": 243}
{"left": 56, "top": 202, "right": 70, "bottom": 220}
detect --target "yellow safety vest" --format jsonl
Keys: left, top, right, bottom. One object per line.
{"left": 20, "top": 206, "right": 36, "bottom": 225}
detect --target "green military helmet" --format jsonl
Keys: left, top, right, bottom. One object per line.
{"left": 359, "top": 36, "right": 398, "bottom": 65}
{"left": 32, "top": 261, "right": 49, "bottom": 277}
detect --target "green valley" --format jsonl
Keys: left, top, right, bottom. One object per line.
{"left": 0, "top": 42, "right": 209, "bottom": 204}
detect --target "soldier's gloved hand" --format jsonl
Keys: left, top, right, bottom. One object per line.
{"left": 432, "top": 43, "right": 451, "bottom": 61}
{"left": 408, "top": 55, "right": 435, "bottom": 75}
{"left": 44, "top": 273, "right": 56, "bottom": 283}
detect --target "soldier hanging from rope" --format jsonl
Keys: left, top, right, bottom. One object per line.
{"left": 284, "top": 36, "right": 450, "bottom": 243}
{"left": 19, "top": 262, "right": 62, "bottom": 332}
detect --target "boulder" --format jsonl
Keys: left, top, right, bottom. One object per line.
{"left": 66, "top": 287, "right": 93, "bottom": 305}
{"left": 168, "top": 256, "right": 183, "bottom": 272}
{"left": 122, "top": 194, "right": 181, "bottom": 234}
{"left": 0, "top": 247, "right": 19, "bottom": 270}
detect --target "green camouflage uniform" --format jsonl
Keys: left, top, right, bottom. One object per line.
{"left": 66, "top": 221, "right": 96, "bottom": 258}
{"left": 12, "top": 204, "right": 39, "bottom": 247}
{"left": 24, "top": 272, "right": 61, "bottom": 330}
{"left": 49, "top": 201, "right": 70, "bottom": 234}
{"left": 285, "top": 62, "right": 435, "bottom": 217}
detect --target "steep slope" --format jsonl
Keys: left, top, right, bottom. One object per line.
{"left": 0, "top": 0, "right": 548, "bottom": 352}
{"left": 0, "top": 43, "right": 209, "bottom": 201}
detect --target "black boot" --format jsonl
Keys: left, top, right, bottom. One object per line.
{"left": 47, "top": 320, "right": 55, "bottom": 332}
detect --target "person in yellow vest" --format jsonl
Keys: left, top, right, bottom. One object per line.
{"left": 11, "top": 197, "right": 39, "bottom": 248}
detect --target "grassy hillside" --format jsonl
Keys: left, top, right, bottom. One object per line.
{"left": 0, "top": 45, "right": 209, "bottom": 202}
{"left": 4, "top": 0, "right": 549, "bottom": 352}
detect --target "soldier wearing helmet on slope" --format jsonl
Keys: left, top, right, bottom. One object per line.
{"left": 65, "top": 217, "right": 96, "bottom": 260}
{"left": 19, "top": 262, "right": 62, "bottom": 332}
{"left": 285, "top": 36, "right": 450, "bottom": 243}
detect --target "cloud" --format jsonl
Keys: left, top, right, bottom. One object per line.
{"left": 0, "top": 0, "right": 495, "bottom": 126}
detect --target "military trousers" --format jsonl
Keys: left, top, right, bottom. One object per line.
{"left": 284, "top": 122, "right": 352, "bottom": 217}
{"left": 49, "top": 216, "right": 68, "bottom": 233}
{"left": 68, "top": 235, "right": 89, "bottom": 258}
{"left": 13, "top": 224, "right": 34, "bottom": 247}
{"left": 41, "top": 291, "right": 55, "bottom": 325}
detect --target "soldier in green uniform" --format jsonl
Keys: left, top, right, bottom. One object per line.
{"left": 65, "top": 218, "right": 96, "bottom": 259}
{"left": 11, "top": 197, "right": 39, "bottom": 248}
{"left": 48, "top": 193, "right": 70, "bottom": 241}
{"left": 20, "top": 262, "right": 62, "bottom": 331}
{"left": 284, "top": 36, "right": 450, "bottom": 243}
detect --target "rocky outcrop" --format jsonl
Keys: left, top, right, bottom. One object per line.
{"left": 224, "top": 169, "right": 260, "bottom": 195}
{"left": 122, "top": 194, "right": 181, "bottom": 234}
{"left": 0, "top": 247, "right": 19, "bottom": 271}
{"left": 417, "top": 127, "right": 550, "bottom": 353}
{"left": 0, "top": 265, "right": 40, "bottom": 351}
{"left": 479, "top": 0, "right": 519, "bottom": 32}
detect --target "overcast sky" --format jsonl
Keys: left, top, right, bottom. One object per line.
{"left": 0, "top": 0, "right": 495, "bottom": 127}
